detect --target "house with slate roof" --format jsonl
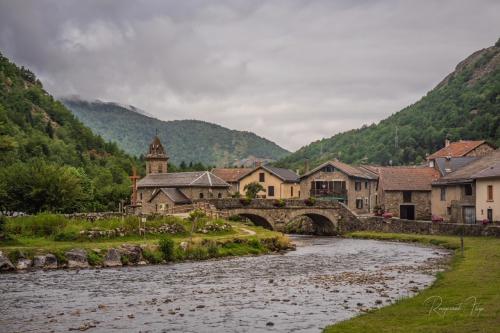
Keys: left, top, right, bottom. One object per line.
{"left": 299, "top": 160, "right": 379, "bottom": 214}
{"left": 237, "top": 165, "right": 300, "bottom": 199}
{"left": 135, "top": 136, "right": 231, "bottom": 214}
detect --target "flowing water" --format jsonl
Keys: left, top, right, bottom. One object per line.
{"left": 0, "top": 237, "right": 450, "bottom": 332}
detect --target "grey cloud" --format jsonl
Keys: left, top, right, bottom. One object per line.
{"left": 0, "top": 0, "right": 499, "bottom": 150}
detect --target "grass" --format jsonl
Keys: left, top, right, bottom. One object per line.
{"left": 324, "top": 231, "right": 500, "bottom": 333}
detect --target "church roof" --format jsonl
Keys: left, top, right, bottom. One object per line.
{"left": 137, "top": 171, "right": 230, "bottom": 188}
{"left": 148, "top": 188, "right": 191, "bottom": 204}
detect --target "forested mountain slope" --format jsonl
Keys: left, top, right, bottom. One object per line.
{"left": 0, "top": 52, "right": 140, "bottom": 213}
{"left": 62, "top": 98, "right": 290, "bottom": 166}
{"left": 277, "top": 39, "right": 500, "bottom": 171}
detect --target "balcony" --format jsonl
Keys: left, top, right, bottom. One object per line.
{"left": 310, "top": 188, "right": 347, "bottom": 200}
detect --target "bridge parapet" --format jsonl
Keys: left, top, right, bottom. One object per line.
{"left": 196, "top": 198, "right": 341, "bottom": 210}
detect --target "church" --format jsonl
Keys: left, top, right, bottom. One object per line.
{"left": 132, "top": 136, "right": 231, "bottom": 214}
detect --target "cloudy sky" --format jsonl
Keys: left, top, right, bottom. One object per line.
{"left": 0, "top": 1, "right": 499, "bottom": 151}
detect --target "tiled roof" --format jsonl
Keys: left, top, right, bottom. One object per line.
{"left": 434, "top": 157, "right": 479, "bottom": 176}
{"left": 262, "top": 165, "right": 300, "bottom": 182}
{"left": 472, "top": 161, "right": 500, "bottom": 179}
{"left": 427, "top": 140, "right": 488, "bottom": 160}
{"left": 211, "top": 168, "right": 253, "bottom": 183}
{"left": 149, "top": 188, "right": 191, "bottom": 204}
{"left": 137, "top": 171, "right": 230, "bottom": 188}
{"left": 301, "top": 160, "right": 378, "bottom": 180}
{"left": 434, "top": 150, "right": 500, "bottom": 184}
{"left": 377, "top": 166, "right": 440, "bottom": 191}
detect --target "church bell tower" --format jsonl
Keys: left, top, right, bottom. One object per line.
{"left": 146, "top": 135, "right": 169, "bottom": 175}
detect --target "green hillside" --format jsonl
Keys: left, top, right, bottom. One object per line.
{"left": 62, "top": 99, "right": 290, "bottom": 166}
{"left": 0, "top": 52, "right": 140, "bottom": 213}
{"left": 277, "top": 40, "right": 500, "bottom": 171}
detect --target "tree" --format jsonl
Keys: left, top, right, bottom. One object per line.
{"left": 243, "top": 182, "right": 264, "bottom": 199}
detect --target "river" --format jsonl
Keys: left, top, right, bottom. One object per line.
{"left": 0, "top": 237, "right": 450, "bottom": 332}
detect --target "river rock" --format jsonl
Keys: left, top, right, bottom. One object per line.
{"left": 16, "top": 258, "right": 32, "bottom": 270}
{"left": 0, "top": 251, "right": 15, "bottom": 272}
{"left": 120, "top": 245, "right": 143, "bottom": 264}
{"left": 66, "top": 249, "right": 89, "bottom": 269}
{"left": 33, "top": 254, "right": 58, "bottom": 269}
{"left": 103, "top": 248, "right": 122, "bottom": 267}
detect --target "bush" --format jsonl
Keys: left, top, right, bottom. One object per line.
{"left": 6, "top": 213, "right": 68, "bottom": 237}
{"left": 304, "top": 197, "right": 316, "bottom": 206}
{"left": 188, "top": 209, "right": 206, "bottom": 222}
{"left": 87, "top": 251, "right": 103, "bottom": 266}
{"left": 185, "top": 245, "right": 209, "bottom": 260}
{"left": 239, "top": 197, "right": 252, "bottom": 206}
{"left": 54, "top": 230, "right": 79, "bottom": 241}
{"left": 205, "top": 240, "right": 219, "bottom": 258}
{"left": 143, "top": 249, "right": 164, "bottom": 264}
{"left": 159, "top": 237, "right": 175, "bottom": 261}
{"left": 273, "top": 199, "right": 286, "bottom": 207}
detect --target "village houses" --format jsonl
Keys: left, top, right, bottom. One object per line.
{"left": 236, "top": 165, "right": 301, "bottom": 199}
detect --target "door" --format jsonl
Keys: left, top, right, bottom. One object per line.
{"left": 487, "top": 208, "right": 493, "bottom": 222}
{"left": 463, "top": 206, "right": 476, "bottom": 224}
{"left": 400, "top": 205, "right": 415, "bottom": 220}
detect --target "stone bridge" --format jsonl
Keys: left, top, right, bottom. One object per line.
{"left": 198, "top": 199, "right": 360, "bottom": 235}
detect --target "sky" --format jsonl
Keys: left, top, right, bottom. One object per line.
{"left": 0, "top": 1, "right": 499, "bottom": 151}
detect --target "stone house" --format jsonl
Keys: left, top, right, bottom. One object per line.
{"left": 135, "top": 136, "right": 231, "bottom": 214}
{"left": 211, "top": 168, "right": 253, "bottom": 194}
{"left": 427, "top": 139, "right": 495, "bottom": 168}
{"left": 238, "top": 165, "right": 300, "bottom": 199}
{"left": 374, "top": 166, "right": 440, "bottom": 220}
{"left": 299, "top": 160, "right": 378, "bottom": 215}
{"left": 432, "top": 150, "right": 500, "bottom": 223}
{"left": 473, "top": 161, "right": 500, "bottom": 223}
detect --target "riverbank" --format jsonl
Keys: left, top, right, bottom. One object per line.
{"left": 0, "top": 213, "right": 293, "bottom": 272}
{"left": 324, "top": 232, "right": 500, "bottom": 333}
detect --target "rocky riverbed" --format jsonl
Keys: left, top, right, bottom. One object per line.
{"left": 0, "top": 237, "right": 450, "bottom": 332}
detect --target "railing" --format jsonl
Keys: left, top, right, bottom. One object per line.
{"left": 310, "top": 189, "right": 347, "bottom": 198}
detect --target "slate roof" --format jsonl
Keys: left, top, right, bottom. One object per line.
{"left": 149, "top": 188, "right": 191, "bottom": 204}
{"left": 427, "top": 140, "right": 489, "bottom": 160}
{"left": 376, "top": 166, "right": 440, "bottom": 191}
{"left": 472, "top": 161, "right": 500, "bottom": 179}
{"left": 211, "top": 168, "right": 253, "bottom": 183}
{"left": 262, "top": 165, "right": 300, "bottom": 182}
{"left": 301, "top": 160, "right": 378, "bottom": 180}
{"left": 433, "top": 150, "right": 500, "bottom": 185}
{"left": 434, "top": 157, "right": 479, "bottom": 176}
{"left": 137, "top": 171, "right": 230, "bottom": 188}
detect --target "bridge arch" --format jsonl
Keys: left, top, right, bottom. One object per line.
{"left": 286, "top": 209, "right": 338, "bottom": 235}
{"left": 229, "top": 209, "right": 275, "bottom": 230}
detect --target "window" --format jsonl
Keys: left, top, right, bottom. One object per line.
{"left": 403, "top": 191, "right": 412, "bottom": 203}
{"left": 487, "top": 185, "right": 493, "bottom": 201}
{"left": 259, "top": 172, "right": 265, "bottom": 182}
{"left": 291, "top": 186, "right": 294, "bottom": 197}
{"left": 218, "top": 192, "right": 222, "bottom": 198}
{"left": 268, "top": 186, "right": 275, "bottom": 197}
{"left": 365, "top": 182, "right": 368, "bottom": 189}
{"left": 159, "top": 203, "right": 166, "bottom": 211}
{"left": 321, "top": 165, "right": 334, "bottom": 172}
{"left": 356, "top": 199, "right": 363, "bottom": 209}
{"left": 355, "top": 181, "right": 361, "bottom": 191}
{"left": 464, "top": 184, "right": 473, "bottom": 196}
{"left": 365, "top": 197, "right": 369, "bottom": 205}
{"left": 440, "top": 187, "right": 446, "bottom": 201}
{"left": 199, "top": 193, "right": 204, "bottom": 199}
{"left": 140, "top": 192, "right": 143, "bottom": 201}
{"left": 447, "top": 207, "right": 452, "bottom": 216}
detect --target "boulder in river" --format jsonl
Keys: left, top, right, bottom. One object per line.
{"left": 16, "top": 258, "right": 32, "bottom": 270}
{"left": 119, "top": 244, "right": 143, "bottom": 264}
{"left": 66, "top": 249, "right": 89, "bottom": 269}
{"left": 33, "top": 254, "right": 58, "bottom": 269}
{"left": 0, "top": 251, "right": 15, "bottom": 272}
{"left": 103, "top": 248, "right": 122, "bottom": 267}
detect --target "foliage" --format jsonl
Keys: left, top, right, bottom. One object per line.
{"left": 0, "top": 52, "right": 141, "bottom": 213}
{"left": 273, "top": 199, "right": 286, "bottom": 207}
{"left": 277, "top": 43, "right": 500, "bottom": 170}
{"left": 87, "top": 251, "right": 103, "bottom": 266}
{"left": 62, "top": 99, "right": 290, "bottom": 166}
{"left": 239, "top": 197, "right": 252, "bottom": 205}
{"left": 244, "top": 182, "right": 264, "bottom": 199}
{"left": 188, "top": 209, "right": 206, "bottom": 221}
{"left": 158, "top": 237, "right": 175, "bottom": 261}
{"left": 142, "top": 248, "right": 164, "bottom": 264}
{"left": 304, "top": 197, "right": 316, "bottom": 206}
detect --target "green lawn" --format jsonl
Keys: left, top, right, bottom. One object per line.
{"left": 324, "top": 232, "right": 500, "bottom": 333}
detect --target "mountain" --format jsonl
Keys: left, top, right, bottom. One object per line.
{"left": 276, "top": 39, "right": 500, "bottom": 171}
{"left": 0, "top": 52, "right": 140, "bottom": 213}
{"left": 61, "top": 98, "right": 290, "bottom": 167}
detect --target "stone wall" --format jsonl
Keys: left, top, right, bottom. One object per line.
{"left": 342, "top": 216, "right": 500, "bottom": 237}
{"left": 382, "top": 190, "right": 431, "bottom": 220}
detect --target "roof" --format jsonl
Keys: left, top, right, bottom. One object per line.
{"left": 472, "top": 161, "right": 500, "bottom": 179}
{"left": 137, "top": 171, "right": 230, "bottom": 188}
{"left": 427, "top": 140, "right": 489, "bottom": 160}
{"left": 434, "top": 156, "right": 479, "bottom": 176}
{"left": 211, "top": 168, "right": 253, "bottom": 183}
{"left": 301, "top": 160, "right": 378, "bottom": 180}
{"left": 241, "top": 165, "right": 299, "bottom": 183}
{"left": 146, "top": 135, "right": 168, "bottom": 159}
{"left": 376, "top": 166, "right": 440, "bottom": 191}
{"left": 149, "top": 188, "right": 191, "bottom": 204}
{"left": 433, "top": 150, "right": 500, "bottom": 185}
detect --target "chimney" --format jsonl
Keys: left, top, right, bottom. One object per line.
{"left": 304, "top": 159, "right": 310, "bottom": 173}
{"left": 445, "top": 139, "right": 451, "bottom": 147}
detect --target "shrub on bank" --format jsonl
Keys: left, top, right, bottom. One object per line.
{"left": 142, "top": 249, "right": 164, "bottom": 264}
{"left": 159, "top": 237, "right": 175, "bottom": 261}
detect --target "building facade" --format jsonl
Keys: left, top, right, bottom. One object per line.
{"left": 238, "top": 165, "right": 300, "bottom": 199}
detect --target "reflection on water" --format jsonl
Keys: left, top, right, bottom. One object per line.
{"left": 0, "top": 237, "right": 449, "bottom": 332}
